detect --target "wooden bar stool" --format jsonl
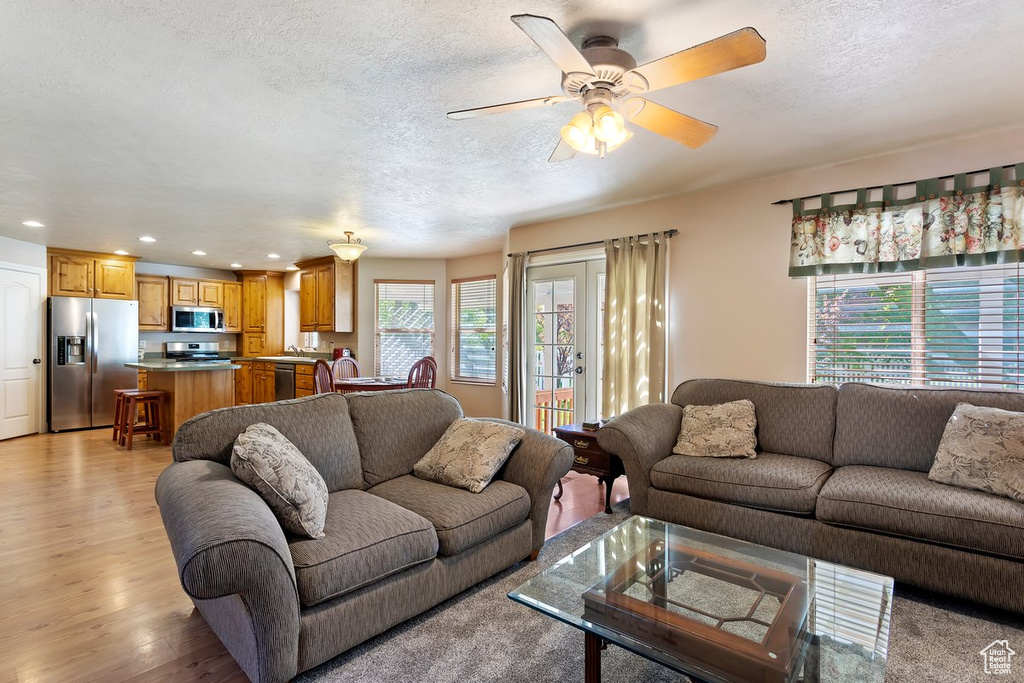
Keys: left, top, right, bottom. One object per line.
{"left": 112, "top": 388, "right": 144, "bottom": 443}
{"left": 120, "top": 390, "right": 167, "bottom": 450}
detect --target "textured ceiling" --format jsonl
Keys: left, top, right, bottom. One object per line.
{"left": 1, "top": 0, "right": 1023, "bottom": 268}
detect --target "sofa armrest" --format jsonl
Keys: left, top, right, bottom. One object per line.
{"left": 597, "top": 403, "right": 682, "bottom": 514}
{"left": 155, "top": 459, "right": 300, "bottom": 683}
{"left": 484, "top": 419, "right": 573, "bottom": 556}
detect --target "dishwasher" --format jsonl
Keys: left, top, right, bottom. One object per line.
{"left": 274, "top": 363, "right": 296, "bottom": 401}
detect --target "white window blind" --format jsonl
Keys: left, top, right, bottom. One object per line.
{"left": 375, "top": 280, "right": 435, "bottom": 377}
{"left": 809, "top": 560, "right": 891, "bottom": 659}
{"left": 810, "top": 264, "right": 1024, "bottom": 388}
{"left": 451, "top": 276, "right": 497, "bottom": 383}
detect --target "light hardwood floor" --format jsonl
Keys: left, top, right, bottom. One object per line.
{"left": 0, "top": 428, "right": 628, "bottom": 683}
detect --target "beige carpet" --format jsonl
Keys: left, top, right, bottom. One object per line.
{"left": 298, "top": 502, "right": 1024, "bottom": 683}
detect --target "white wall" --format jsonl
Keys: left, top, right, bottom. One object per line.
{"left": 0, "top": 235, "right": 46, "bottom": 269}
{"left": 446, "top": 252, "right": 504, "bottom": 417}
{"left": 509, "top": 125, "right": 1024, "bottom": 390}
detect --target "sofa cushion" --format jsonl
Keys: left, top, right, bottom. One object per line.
{"left": 288, "top": 489, "right": 438, "bottom": 607}
{"left": 368, "top": 475, "right": 531, "bottom": 556}
{"left": 173, "top": 392, "right": 364, "bottom": 493}
{"left": 928, "top": 403, "right": 1024, "bottom": 503}
{"left": 817, "top": 466, "right": 1024, "bottom": 561}
{"left": 673, "top": 399, "right": 757, "bottom": 458}
{"left": 671, "top": 379, "right": 837, "bottom": 464}
{"left": 231, "top": 422, "right": 329, "bottom": 539}
{"left": 414, "top": 418, "right": 525, "bottom": 493}
{"left": 649, "top": 452, "right": 833, "bottom": 514}
{"left": 833, "top": 383, "right": 1024, "bottom": 472}
{"left": 346, "top": 389, "right": 464, "bottom": 488}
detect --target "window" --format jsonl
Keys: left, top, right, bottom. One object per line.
{"left": 451, "top": 276, "right": 497, "bottom": 383}
{"left": 810, "top": 264, "right": 1024, "bottom": 388}
{"left": 375, "top": 280, "right": 434, "bottom": 377}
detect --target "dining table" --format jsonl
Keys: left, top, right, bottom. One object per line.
{"left": 334, "top": 377, "right": 409, "bottom": 393}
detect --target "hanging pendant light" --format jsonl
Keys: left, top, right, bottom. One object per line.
{"left": 328, "top": 231, "right": 367, "bottom": 262}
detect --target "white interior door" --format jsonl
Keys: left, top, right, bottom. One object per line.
{"left": 527, "top": 260, "right": 605, "bottom": 432}
{"left": 0, "top": 266, "right": 42, "bottom": 440}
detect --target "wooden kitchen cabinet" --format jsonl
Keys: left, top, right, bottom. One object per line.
{"left": 171, "top": 279, "right": 225, "bottom": 307}
{"left": 48, "top": 249, "right": 136, "bottom": 299}
{"left": 136, "top": 275, "right": 170, "bottom": 330}
{"left": 295, "top": 256, "right": 354, "bottom": 333}
{"left": 234, "top": 360, "right": 252, "bottom": 405}
{"left": 252, "top": 361, "right": 276, "bottom": 403}
{"left": 295, "top": 363, "right": 315, "bottom": 398}
{"left": 223, "top": 282, "right": 242, "bottom": 332}
{"left": 240, "top": 272, "right": 284, "bottom": 357}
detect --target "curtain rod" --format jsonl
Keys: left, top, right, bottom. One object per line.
{"left": 507, "top": 229, "right": 678, "bottom": 258}
{"left": 770, "top": 165, "right": 1011, "bottom": 206}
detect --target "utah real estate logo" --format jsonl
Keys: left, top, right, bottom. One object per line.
{"left": 980, "top": 640, "right": 1015, "bottom": 675}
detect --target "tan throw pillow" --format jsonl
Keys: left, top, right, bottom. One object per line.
{"left": 928, "top": 403, "right": 1024, "bottom": 503}
{"left": 231, "top": 422, "right": 329, "bottom": 539}
{"left": 673, "top": 399, "right": 757, "bottom": 458}
{"left": 414, "top": 419, "right": 525, "bottom": 493}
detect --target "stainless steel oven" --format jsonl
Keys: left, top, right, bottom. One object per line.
{"left": 170, "top": 306, "right": 225, "bottom": 333}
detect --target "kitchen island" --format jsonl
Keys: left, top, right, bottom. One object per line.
{"left": 125, "top": 360, "right": 241, "bottom": 440}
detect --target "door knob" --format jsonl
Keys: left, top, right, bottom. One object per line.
{"left": 574, "top": 366, "right": 584, "bottom": 374}
{"left": 33, "top": 358, "right": 42, "bottom": 364}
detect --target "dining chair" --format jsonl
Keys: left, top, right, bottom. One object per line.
{"left": 332, "top": 356, "right": 360, "bottom": 380}
{"left": 407, "top": 356, "right": 438, "bottom": 389}
{"left": 313, "top": 359, "right": 335, "bottom": 394}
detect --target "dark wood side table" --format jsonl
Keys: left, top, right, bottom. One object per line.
{"left": 552, "top": 423, "right": 624, "bottom": 514}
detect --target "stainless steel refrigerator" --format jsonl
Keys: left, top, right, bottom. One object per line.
{"left": 48, "top": 297, "right": 139, "bottom": 431}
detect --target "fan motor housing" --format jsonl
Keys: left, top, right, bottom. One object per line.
{"left": 561, "top": 37, "right": 644, "bottom": 99}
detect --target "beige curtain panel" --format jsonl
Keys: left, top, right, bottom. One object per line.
{"left": 504, "top": 253, "right": 528, "bottom": 423}
{"left": 602, "top": 232, "right": 668, "bottom": 417}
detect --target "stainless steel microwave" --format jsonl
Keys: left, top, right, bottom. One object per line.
{"left": 171, "top": 306, "right": 225, "bottom": 333}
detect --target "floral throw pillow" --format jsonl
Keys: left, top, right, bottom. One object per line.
{"left": 414, "top": 419, "right": 525, "bottom": 493}
{"left": 928, "top": 403, "right": 1024, "bottom": 503}
{"left": 231, "top": 422, "right": 329, "bottom": 539}
{"left": 672, "top": 399, "right": 757, "bottom": 459}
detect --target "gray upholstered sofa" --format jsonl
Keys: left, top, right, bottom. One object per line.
{"left": 156, "top": 389, "right": 572, "bottom": 683}
{"left": 597, "top": 378, "right": 1024, "bottom": 613}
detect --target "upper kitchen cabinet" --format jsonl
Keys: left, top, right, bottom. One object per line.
{"left": 171, "top": 278, "right": 225, "bottom": 307}
{"left": 48, "top": 249, "right": 137, "bottom": 300}
{"left": 240, "top": 271, "right": 284, "bottom": 357}
{"left": 223, "top": 282, "right": 242, "bottom": 333}
{"left": 136, "top": 275, "right": 170, "bottom": 331}
{"left": 295, "top": 256, "right": 354, "bottom": 333}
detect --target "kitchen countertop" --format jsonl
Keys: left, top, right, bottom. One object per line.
{"left": 126, "top": 361, "right": 242, "bottom": 371}
{"left": 231, "top": 356, "right": 329, "bottom": 365}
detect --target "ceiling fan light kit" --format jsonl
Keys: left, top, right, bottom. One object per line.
{"left": 328, "top": 231, "right": 367, "bottom": 262}
{"left": 447, "top": 14, "right": 766, "bottom": 163}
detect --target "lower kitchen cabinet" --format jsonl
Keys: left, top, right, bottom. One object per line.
{"left": 253, "top": 362, "right": 276, "bottom": 404}
{"left": 234, "top": 361, "right": 252, "bottom": 405}
{"left": 295, "top": 364, "right": 315, "bottom": 398}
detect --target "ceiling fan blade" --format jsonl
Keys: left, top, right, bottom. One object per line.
{"left": 447, "top": 95, "right": 571, "bottom": 120}
{"left": 630, "top": 27, "right": 766, "bottom": 93}
{"left": 511, "top": 14, "right": 595, "bottom": 76}
{"left": 626, "top": 99, "right": 718, "bottom": 149}
{"left": 548, "top": 137, "right": 576, "bottom": 163}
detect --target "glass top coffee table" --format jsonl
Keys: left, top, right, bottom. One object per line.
{"left": 509, "top": 516, "right": 892, "bottom": 683}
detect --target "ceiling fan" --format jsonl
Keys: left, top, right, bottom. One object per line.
{"left": 447, "top": 14, "right": 766, "bottom": 162}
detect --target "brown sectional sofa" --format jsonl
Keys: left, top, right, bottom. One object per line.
{"left": 597, "top": 378, "right": 1024, "bottom": 613}
{"left": 156, "top": 389, "right": 572, "bottom": 683}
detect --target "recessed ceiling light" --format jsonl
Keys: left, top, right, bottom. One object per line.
{"left": 22, "top": 220, "right": 44, "bottom": 228}
{"left": 267, "top": 253, "right": 280, "bottom": 259}
{"left": 113, "top": 250, "right": 129, "bottom": 256}
{"left": 286, "top": 265, "right": 299, "bottom": 271}
{"left": 230, "top": 263, "right": 242, "bottom": 269}
{"left": 192, "top": 250, "right": 207, "bottom": 256}
{"left": 139, "top": 236, "right": 156, "bottom": 243}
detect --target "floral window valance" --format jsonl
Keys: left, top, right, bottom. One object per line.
{"left": 789, "top": 164, "right": 1024, "bottom": 277}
